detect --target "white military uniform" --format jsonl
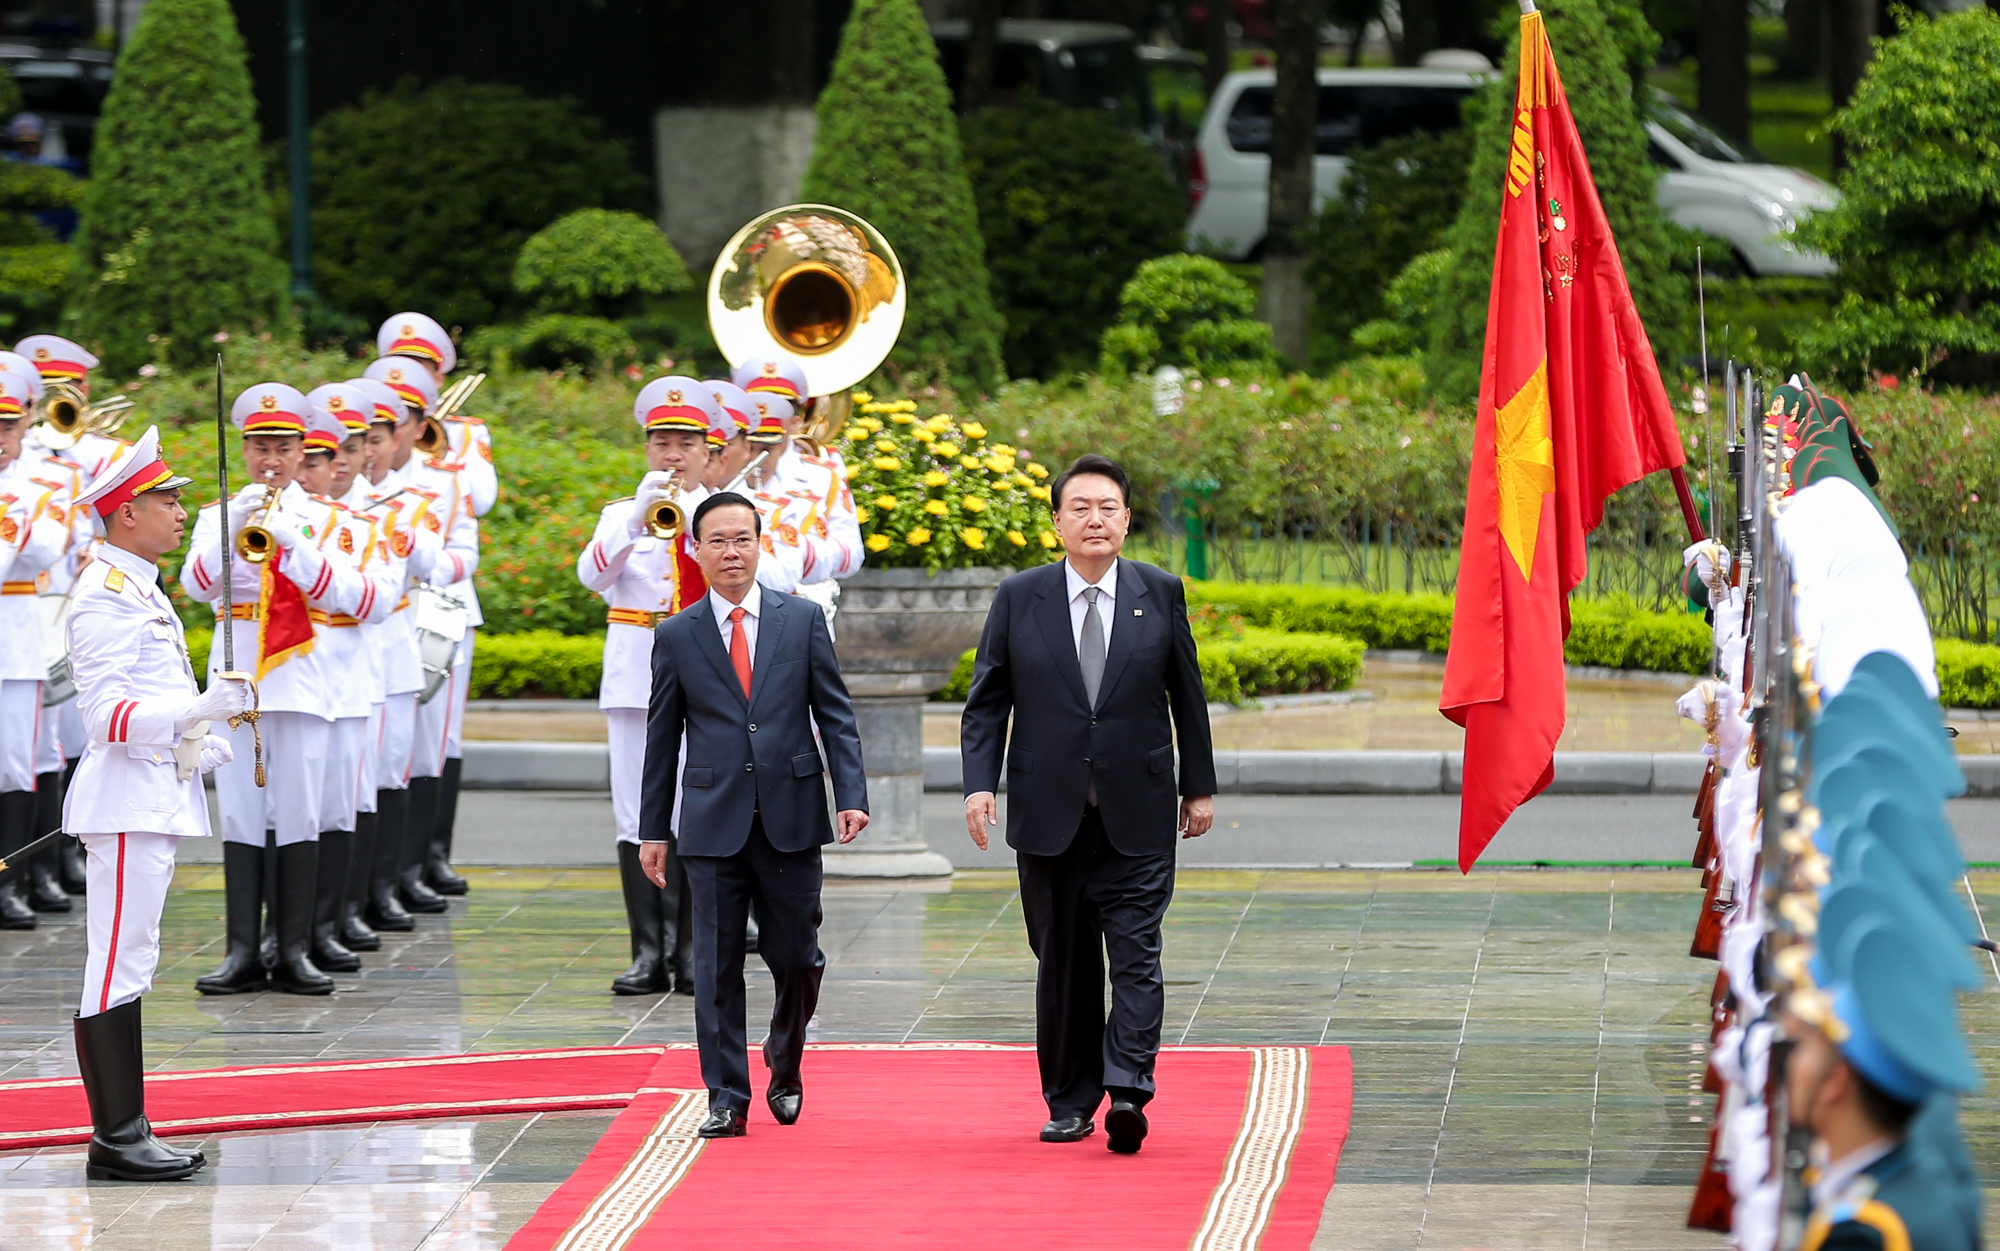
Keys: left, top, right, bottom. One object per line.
{"left": 0, "top": 450, "right": 71, "bottom": 793}
{"left": 302, "top": 491, "right": 401, "bottom": 832}
{"left": 347, "top": 472, "right": 429, "bottom": 792}
{"left": 180, "top": 386, "right": 362, "bottom": 849}
{"left": 402, "top": 454, "right": 479, "bottom": 774}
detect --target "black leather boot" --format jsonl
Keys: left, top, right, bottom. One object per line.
{"left": 311, "top": 829, "right": 361, "bottom": 972}
{"left": 341, "top": 811, "right": 381, "bottom": 951}
{"left": 425, "top": 755, "right": 469, "bottom": 896}
{"left": 57, "top": 757, "right": 85, "bottom": 894}
{"left": 399, "top": 775, "right": 448, "bottom": 913}
{"left": 259, "top": 830, "right": 279, "bottom": 972}
{"left": 367, "top": 788, "right": 415, "bottom": 931}
{"left": 195, "top": 841, "right": 268, "bottom": 995}
{"left": 26, "top": 777, "right": 69, "bottom": 911}
{"left": 612, "top": 842, "right": 668, "bottom": 995}
{"left": 0, "top": 789, "right": 38, "bottom": 929}
{"left": 271, "top": 841, "right": 334, "bottom": 995}
{"left": 74, "top": 1000, "right": 202, "bottom": 1181}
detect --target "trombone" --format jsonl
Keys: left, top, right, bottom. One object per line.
{"left": 415, "top": 372, "right": 488, "bottom": 458}
{"left": 37, "top": 381, "right": 135, "bottom": 451}
{"left": 234, "top": 473, "right": 281, "bottom": 564}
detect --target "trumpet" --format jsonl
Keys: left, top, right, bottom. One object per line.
{"left": 37, "top": 382, "right": 135, "bottom": 451}
{"left": 234, "top": 475, "right": 281, "bottom": 564}
{"left": 643, "top": 474, "right": 696, "bottom": 541}
{"left": 415, "top": 372, "right": 488, "bottom": 458}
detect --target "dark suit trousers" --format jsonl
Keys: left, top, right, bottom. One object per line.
{"left": 682, "top": 814, "right": 825, "bottom": 1114}
{"left": 1016, "top": 806, "right": 1175, "bottom": 1120}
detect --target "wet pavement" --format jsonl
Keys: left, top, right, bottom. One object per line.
{"left": 5, "top": 866, "right": 1999, "bottom": 1249}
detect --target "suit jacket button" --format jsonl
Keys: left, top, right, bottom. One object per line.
{"left": 745, "top": 762, "right": 755, "bottom": 772}
{"left": 1083, "top": 758, "right": 1091, "bottom": 766}
{"left": 749, "top": 724, "right": 757, "bottom": 732}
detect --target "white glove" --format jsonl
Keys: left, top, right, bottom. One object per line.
{"left": 1675, "top": 679, "right": 1718, "bottom": 729}
{"left": 197, "top": 734, "right": 234, "bottom": 774}
{"left": 266, "top": 520, "right": 299, "bottom": 550}
{"left": 1715, "top": 683, "right": 1752, "bottom": 769}
{"left": 227, "top": 484, "right": 270, "bottom": 529}
{"left": 189, "top": 675, "right": 251, "bottom": 724}
{"left": 1682, "top": 540, "right": 1730, "bottom": 595}
{"left": 629, "top": 472, "right": 676, "bottom": 537}
{"left": 406, "top": 525, "right": 440, "bottom": 579}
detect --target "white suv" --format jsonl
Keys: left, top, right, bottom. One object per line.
{"left": 1187, "top": 68, "right": 1837, "bottom": 278}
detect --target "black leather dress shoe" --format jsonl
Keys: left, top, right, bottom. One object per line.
{"left": 766, "top": 1082, "right": 802, "bottom": 1125}
{"left": 1105, "top": 1099, "right": 1149, "bottom": 1154}
{"left": 697, "top": 1107, "right": 746, "bottom": 1138}
{"left": 1039, "top": 1116, "right": 1095, "bottom": 1143}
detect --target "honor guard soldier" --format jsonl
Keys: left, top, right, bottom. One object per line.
{"left": 183, "top": 383, "right": 362, "bottom": 997}
{"left": 379, "top": 315, "right": 491, "bottom": 887}
{"left": 342, "top": 375, "right": 437, "bottom": 936}
{"left": 733, "top": 356, "right": 864, "bottom": 600}
{"left": 15, "top": 335, "right": 130, "bottom": 478}
{"left": 0, "top": 372, "right": 78, "bottom": 929}
{"left": 65, "top": 427, "right": 245, "bottom": 1180}
{"left": 578, "top": 377, "right": 718, "bottom": 996}
{"left": 363, "top": 355, "right": 477, "bottom": 906}
{"left": 297, "top": 392, "right": 403, "bottom": 973}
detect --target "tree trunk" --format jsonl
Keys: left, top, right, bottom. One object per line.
{"left": 963, "top": 0, "right": 1004, "bottom": 113}
{"left": 1397, "top": 0, "right": 1435, "bottom": 64}
{"left": 1826, "top": 0, "right": 1874, "bottom": 171}
{"left": 1776, "top": 0, "right": 1827, "bottom": 80}
{"left": 1260, "top": 0, "right": 1321, "bottom": 366}
{"left": 1697, "top": 0, "right": 1751, "bottom": 143}
{"left": 1202, "top": 0, "right": 1230, "bottom": 99}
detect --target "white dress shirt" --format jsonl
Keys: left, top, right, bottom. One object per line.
{"left": 709, "top": 584, "right": 763, "bottom": 669}
{"left": 1063, "top": 558, "right": 1118, "bottom": 657}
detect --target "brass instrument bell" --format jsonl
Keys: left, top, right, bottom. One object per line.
{"left": 707, "top": 205, "right": 907, "bottom": 398}
{"left": 234, "top": 481, "right": 282, "bottom": 564}
{"left": 415, "top": 372, "right": 488, "bottom": 458}
{"left": 645, "top": 497, "right": 686, "bottom": 541}
{"left": 35, "top": 382, "right": 133, "bottom": 451}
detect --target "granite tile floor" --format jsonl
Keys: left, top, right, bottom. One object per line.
{"left": 5, "top": 865, "right": 2000, "bottom": 1250}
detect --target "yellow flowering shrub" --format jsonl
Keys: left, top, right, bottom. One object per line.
{"left": 842, "top": 393, "right": 1059, "bottom": 571}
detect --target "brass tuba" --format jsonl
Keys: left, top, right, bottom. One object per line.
{"left": 706, "top": 204, "right": 905, "bottom": 444}
{"left": 36, "top": 382, "right": 135, "bottom": 451}
{"left": 416, "top": 372, "right": 488, "bottom": 458}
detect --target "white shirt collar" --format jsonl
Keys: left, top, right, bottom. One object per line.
{"left": 97, "top": 541, "right": 163, "bottom": 588}
{"left": 1810, "top": 1136, "right": 1899, "bottom": 1210}
{"left": 1064, "top": 557, "right": 1117, "bottom": 603}
{"left": 709, "top": 584, "right": 761, "bottom": 621}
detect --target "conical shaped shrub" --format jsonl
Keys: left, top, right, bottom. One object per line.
{"left": 799, "top": 0, "right": 1005, "bottom": 392}
{"left": 66, "top": 0, "right": 292, "bottom": 370}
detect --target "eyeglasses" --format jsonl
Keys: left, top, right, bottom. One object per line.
{"left": 700, "top": 536, "right": 758, "bottom": 553}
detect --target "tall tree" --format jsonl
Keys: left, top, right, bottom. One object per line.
{"left": 800, "top": 0, "right": 1006, "bottom": 390}
{"left": 1698, "top": 0, "right": 1752, "bottom": 142}
{"left": 1260, "top": 0, "right": 1323, "bottom": 365}
{"left": 66, "top": 0, "right": 293, "bottom": 370}
{"left": 1827, "top": 0, "right": 1875, "bottom": 169}
{"left": 1202, "top": 0, "right": 1230, "bottom": 99}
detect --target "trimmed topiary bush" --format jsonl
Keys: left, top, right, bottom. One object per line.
{"left": 513, "top": 208, "right": 693, "bottom": 318}
{"left": 1419, "top": 0, "right": 1687, "bottom": 401}
{"left": 959, "top": 96, "right": 1186, "bottom": 380}
{"left": 310, "top": 78, "right": 649, "bottom": 330}
{"left": 463, "top": 314, "right": 638, "bottom": 374}
{"left": 1098, "top": 255, "right": 1277, "bottom": 374}
{"left": 65, "top": 0, "right": 292, "bottom": 371}
{"left": 1793, "top": 8, "right": 2000, "bottom": 388}
{"left": 799, "top": 0, "right": 1006, "bottom": 392}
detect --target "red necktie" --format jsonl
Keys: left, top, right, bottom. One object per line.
{"left": 729, "top": 607, "right": 752, "bottom": 698}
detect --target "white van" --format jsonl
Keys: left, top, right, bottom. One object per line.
{"left": 1188, "top": 68, "right": 1837, "bottom": 277}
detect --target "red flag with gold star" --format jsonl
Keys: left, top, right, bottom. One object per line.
{"left": 1439, "top": 3, "right": 1686, "bottom": 871}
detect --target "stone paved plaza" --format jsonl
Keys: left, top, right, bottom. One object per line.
{"left": 4, "top": 864, "right": 1999, "bottom": 1249}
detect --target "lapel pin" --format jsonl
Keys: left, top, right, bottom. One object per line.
{"left": 1133, "top": 608, "right": 1143, "bottom": 616}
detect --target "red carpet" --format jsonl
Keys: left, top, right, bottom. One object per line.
{"left": 0, "top": 1046, "right": 665, "bottom": 1150}
{"left": 507, "top": 1043, "right": 1352, "bottom": 1251}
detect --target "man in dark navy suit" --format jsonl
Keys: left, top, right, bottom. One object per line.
{"left": 961, "top": 454, "right": 1216, "bottom": 1155}
{"left": 639, "top": 492, "right": 869, "bottom": 1139}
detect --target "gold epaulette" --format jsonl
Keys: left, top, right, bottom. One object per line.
{"left": 103, "top": 567, "right": 125, "bottom": 593}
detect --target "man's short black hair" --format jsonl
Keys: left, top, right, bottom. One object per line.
{"left": 1052, "top": 454, "right": 1130, "bottom": 510}
{"left": 1851, "top": 1063, "right": 1921, "bottom": 1133}
{"left": 692, "top": 491, "right": 762, "bottom": 539}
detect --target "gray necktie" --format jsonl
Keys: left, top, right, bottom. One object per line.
{"left": 1080, "top": 586, "right": 1105, "bottom": 806}
{"left": 1080, "top": 586, "right": 1106, "bottom": 707}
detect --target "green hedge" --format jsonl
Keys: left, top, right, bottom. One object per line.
{"left": 933, "top": 627, "right": 1363, "bottom": 706}
{"left": 1938, "top": 640, "right": 2000, "bottom": 710}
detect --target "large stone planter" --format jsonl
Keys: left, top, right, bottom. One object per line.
{"left": 828, "top": 566, "right": 1007, "bottom": 877}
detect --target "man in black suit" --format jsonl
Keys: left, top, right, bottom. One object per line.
{"left": 961, "top": 454, "right": 1216, "bottom": 1155}
{"left": 640, "top": 492, "right": 869, "bottom": 1139}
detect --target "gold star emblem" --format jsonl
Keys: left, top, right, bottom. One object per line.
{"left": 260, "top": 394, "right": 279, "bottom": 411}
{"left": 1494, "top": 361, "right": 1553, "bottom": 580}
{"left": 762, "top": 362, "right": 778, "bottom": 376}
{"left": 32, "top": 348, "right": 48, "bottom": 361}
{"left": 666, "top": 389, "right": 682, "bottom": 405}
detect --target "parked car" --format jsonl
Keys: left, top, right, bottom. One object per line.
{"left": 931, "top": 20, "right": 1158, "bottom": 138}
{"left": 1189, "top": 68, "right": 1837, "bottom": 277}
{"left": 1139, "top": 44, "right": 1208, "bottom": 198}
{"left": 1645, "top": 90, "right": 1836, "bottom": 277}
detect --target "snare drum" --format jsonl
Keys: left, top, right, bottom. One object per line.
{"left": 412, "top": 583, "right": 469, "bottom": 706}
{"left": 40, "top": 593, "right": 74, "bottom": 707}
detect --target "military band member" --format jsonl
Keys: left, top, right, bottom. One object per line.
{"left": 363, "top": 355, "right": 477, "bottom": 905}
{"left": 297, "top": 392, "right": 402, "bottom": 973}
{"left": 0, "top": 372, "right": 77, "bottom": 929}
{"left": 347, "top": 375, "right": 438, "bottom": 934}
{"left": 578, "top": 377, "right": 718, "bottom": 996}
{"left": 733, "top": 356, "right": 864, "bottom": 600}
{"left": 379, "top": 314, "right": 492, "bottom": 889}
{"left": 66, "top": 426, "right": 245, "bottom": 1180}
{"left": 183, "top": 383, "right": 362, "bottom": 996}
